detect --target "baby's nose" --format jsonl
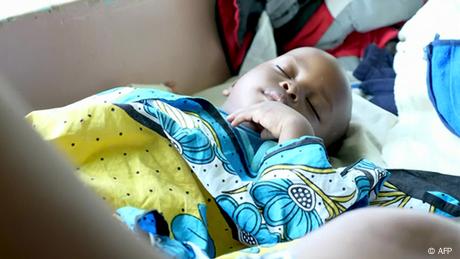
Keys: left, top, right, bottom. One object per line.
{"left": 280, "top": 81, "right": 298, "bottom": 101}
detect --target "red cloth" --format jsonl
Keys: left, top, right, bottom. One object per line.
{"left": 216, "top": 0, "right": 256, "bottom": 73}
{"left": 281, "top": 2, "right": 399, "bottom": 58}
{"left": 281, "top": 3, "right": 334, "bottom": 53}
{"left": 327, "top": 27, "right": 399, "bottom": 58}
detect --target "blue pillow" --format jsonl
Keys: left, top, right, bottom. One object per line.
{"left": 425, "top": 34, "right": 460, "bottom": 137}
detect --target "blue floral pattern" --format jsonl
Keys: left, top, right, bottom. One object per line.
{"left": 116, "top": 207, "right": 198, "bottom": 259}
{"left": 214, "top": 145, "right": 237, "bottom": 174}
{"left": 216, "top": 195, "right": 280, "bottom": 246}
{"left": 171, "top": 204, "right": 216, "bottom": 258}
{"left": 250, "top": 178, "right": 323, "bottom": 240}
{"left": 145, "top": 104, "right": 216, "bottom": 165}
{"left": 108, "top": 88, "right": 407, "bottom": 255}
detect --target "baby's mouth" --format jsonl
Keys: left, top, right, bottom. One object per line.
{"left": 263, "top": 89, "right": 287, "bottom": 103}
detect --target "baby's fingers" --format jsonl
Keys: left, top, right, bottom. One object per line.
{"left": 226, "top": 112, "right": 238, "bottom": 124}
{"left": 227, "top": 111, "right": 254, "bottom": 127}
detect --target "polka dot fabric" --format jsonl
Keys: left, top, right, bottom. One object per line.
{"left": 26, "top": 86, "right": 245, "bottom": 256}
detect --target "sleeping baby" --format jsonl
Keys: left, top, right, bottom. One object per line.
{"left": 222, "top": 47, "right": 351, "bottom": 147}
{"left": 27, "top": 47, "right": 460, "bottom": 258}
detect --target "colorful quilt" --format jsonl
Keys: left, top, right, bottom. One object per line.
{"left": 26, "top": 86, "right": 460, "bottom": 258}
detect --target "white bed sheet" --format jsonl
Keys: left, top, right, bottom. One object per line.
{"left": 382, "top": 0, "right": 460, "bottom": 176}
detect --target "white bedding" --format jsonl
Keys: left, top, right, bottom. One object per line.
{"left": 382, "top": 0, "right": 460, "bottom": 175}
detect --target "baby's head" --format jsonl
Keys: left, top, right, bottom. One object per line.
{"left": 222, "top": 47, "right": 352, "bottom": 147}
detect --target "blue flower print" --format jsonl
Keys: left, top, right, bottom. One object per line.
{"left": 145, "top": 105, "right": 215, "bottom": 165}
{"left": 250, "top": 179, "right": 323, "bottom": 240}
{"left": 354, "top": 175, "right": 371, "bottom": 201}
{"left": 216, "top": 195, "right": 280, "bottom": 246}
{"left": 116, "top": 207, "right": 197, "bottom": 258}
{"left": 171, "top": 204, "right": 215, "bottom": 258}
{"left": 167, "top": 127, "right": 215, "bottom": 165}
{"left": 214, "top": 145, "right": 237, "bottom": 175}
{"left": 151, "top": 236, "right": 197, "bottom": 259}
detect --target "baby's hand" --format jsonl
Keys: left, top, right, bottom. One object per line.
{"left": 227, "top": 101, "right": 314, "bottom": 143}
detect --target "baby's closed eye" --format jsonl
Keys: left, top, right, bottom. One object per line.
{"left": 276, "top": 64, "right": 292, "bottom": 79}
{"left": 305, "top": 97, "right": 320, "bottom": 122}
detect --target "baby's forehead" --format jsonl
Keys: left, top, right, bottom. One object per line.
{"left": 276, "top": 49, "right": 334, "bottom": 72}
{"left": 280, "top": 50, "right": 342, "bottom": 81}
{"left": 287, "top": 47, "right": 331, "bottom": 57}
{"left": 290, "top": 48, "right": 334, "bottom": 65}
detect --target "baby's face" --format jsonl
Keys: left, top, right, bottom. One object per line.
{"left": 222, "top": 47, "right": 352, "bottom": 146}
